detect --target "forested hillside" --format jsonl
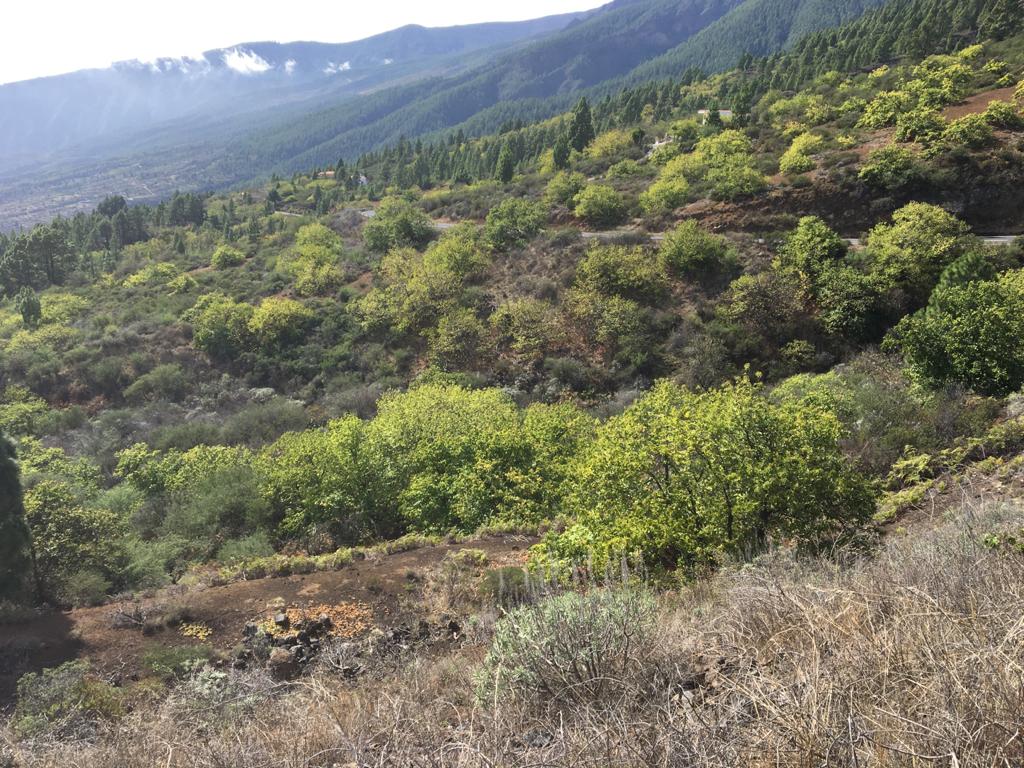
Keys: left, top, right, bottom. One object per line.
{"left": 623, "top": 0, "right": 890, "bottom": 82}
{"left": 3, "top": 0, "right": 1024, "bottom": 764}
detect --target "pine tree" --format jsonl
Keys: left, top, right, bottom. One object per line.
{"left": 0, "top": 434, "right": 35, "bottom": 604}
{"left": 496, "top": 143, "right": 516, "bottom": 183}
{"left": 568, "top": 97, "right": 596, "bottom": 153}
{"left": 553, "top": 134, "right": 571, "bottom": 170}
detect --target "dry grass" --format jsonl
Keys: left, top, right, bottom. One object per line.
{"left": 5, "top": 492, "right": 1024, "bottom": 767}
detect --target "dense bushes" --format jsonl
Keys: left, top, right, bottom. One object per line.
{"left": 483, "top": 198, "right": 545, "bottom": 250}
{"left": 659, "top": 220, "right": 736, "bottom": 279}
{"left": 115, "top": 383, "right": 596, "bottom": 560}
{"left": 23, "top": 480, "right": 124, "bottom": 605}
{"left": 573, "top": 185, "right": 628, "bottom": 227}
{"left": 283, "top": 223, "right": 344, "bottom": 296}
{"left": 535, "top": 377, "right": 875, "bottom": 572}
{"left": 362, "top": 197, "right": 434, "bottom": 252}
{"left": 865, "top": 202, "right": 975, "bottom": 309}
{"left": 778, "top": 132, "right": 823, "bottom": 175}
{"left": 886, "top": 270, "right": 1024, "bottom": 396}
{"left": 210, "top": 245, "right": 245, "bottom": 270}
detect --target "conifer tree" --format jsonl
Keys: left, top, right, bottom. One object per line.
{"left": 553, "top": 134, "right": 571, "bottom": 170}
{"left": 568, "top": 97, "right": 596, "bottom": 153}
{"left": 0, "top": 434, "right": 35, "bottom": 604}
{"left": 496, "top": 143, "right": 516, "bottom": 183}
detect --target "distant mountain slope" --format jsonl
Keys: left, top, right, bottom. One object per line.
{"left": 0, "top": 13, "right": 584, "bottom": 165}
{"left": 622, "top": 0, "right": 891, "bottom": 83}
{"left": 244, "top": 0, "right": 895, "bottom": 176}
{"left": 216, "top": 0, "right": 748, "bottom": 175}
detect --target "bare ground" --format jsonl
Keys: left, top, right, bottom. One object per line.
{"left": 0, "top": 534, "right": 535, "bottom": 705}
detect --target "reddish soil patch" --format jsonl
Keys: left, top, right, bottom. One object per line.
{"left": 943, "top": 87, "right": 1016, "bottom": 120}
{"left": 0, "top": 535, "right": 534, "bottom": 706}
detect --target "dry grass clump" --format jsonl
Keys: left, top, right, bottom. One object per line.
{"left": 5, "top": 494, "right": 1024, "bottom": 767}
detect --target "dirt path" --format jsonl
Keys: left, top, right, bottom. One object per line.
{"left": 0, "top": 535, "right": 535, "bottom": 705}
{"left": 943, "top": 86, "right": 1017, "bottom": 119}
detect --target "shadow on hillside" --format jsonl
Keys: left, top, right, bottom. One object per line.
{"left": 0, "top": 610, "right": 82, "bottom": 709}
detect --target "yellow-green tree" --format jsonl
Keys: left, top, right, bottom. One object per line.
{"left": 535, "top": 378, "right": 874, "bottom": 571}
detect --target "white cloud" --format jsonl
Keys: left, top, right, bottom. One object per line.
{"left": 323, "top": 60, "right": 352, "bottom": 75}
{"left": 222, "top": 48, "right": 272, "bottom": 75}
{"left": 284, "top": 58, "right": 297, "bottom": 75}
{"left": 383, "top": 58, "right": 394, "bottom": 65}
{"left": 1, "top": 1, "right": 608, "bottom": 85}
{"left": 114, "top": 54, "right": 210, "bottom": 75}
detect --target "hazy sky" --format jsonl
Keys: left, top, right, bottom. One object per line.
{"left": 1, "top": 0, "right": 606, "bottom": 84}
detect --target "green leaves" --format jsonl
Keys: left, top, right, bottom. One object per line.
{"left": 536, "top": 377, "right": 875, "bottom": 572}
{"left": 885, "top": 269, "right": 1024, "bottom": 396}
{"left": 363, "top": 198, "right": 434, "bottom": 253}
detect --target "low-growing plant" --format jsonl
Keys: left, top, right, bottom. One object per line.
{"left": 476, "top": 587, "right": 658, "bottom": 708}
{"left": 13, "top": 661, "right": 123, "bottom": 740}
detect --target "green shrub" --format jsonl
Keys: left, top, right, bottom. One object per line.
{"left": 639, "top": 176, "right": 690, "bottom": 215}
{"left": 484, "top": 198, "right": 546, "bottom": 250}
{"left": 942, "top": 114, "right": 994, "bottom": 149}
{"left": 606, "top": 159, "right": 646, "bottom": 179}
{"left": 779, "top": 132, "right": 823, "bottom": 175}
{"left": 659, "top": 220, "right": 736, "bottom": 279}
{"left": 894, "top": 107, "right": 946, "bottom": 145}
{"left": 573, "top": 185, "right": 628, "bottom": 228}
{"left": 142, "top": 645, "right": 213, "bottom": 681}
{"left": 187, "top": 293, "right": 254, "bottom": 360}
{"left": 476, "top": 588, "right": 658, "bottom": 707}
{"left": 284, "top": 222, "right": 343, "bottom": 296}
{"left": 123, "top": 363, "right": 188, "bottom": 404}
{"left": 211, "top": 245, "right": 246, "bottom": 269}
{"left": 24, "top": 480, "right": 124, "bottom": 605}
{"left": 885, "top": 270, "right": 1024, "bottom": 396}
{"left": 776, "top": 216, "right": 847, "bottom": 284}
{"left": 427, "top": 308, "right": 488, "bottom": 370}
{"left": 490, "top": 298, "right": 562, "bottom": 360}
{"left": 58, "top": 569, "right": 111, "bottom": 608}
{"left": 480, "top": 566, "right": 532, "bottom": 607}
{"left": 983, "top": 100, "right": 1024, "bottom": 130}
{"left": 363, "top": 197, "right": 434, "bottom": 253}
{"left": 217, "top": 532, "right": 275, "bottom": 564}
{"left": 574, "top": 244, "right": 669, "bottom": 303}
{"left": 706, "top": 161, "right": 768, "bottom": 201}
{"left": 13, "top": 661, "right": 123, "bottom": 739}
{"left": 536, "top": 378, "right": 875, "bottom": 571}
{"left": 867, "top": 202, "right": 974, "bottom": 307}
{"left": 248, "top": 297, "right": 315, "bottom": 350}
{"left": 858, "top": 146, "right": 923, "bottom": 191}
{"left": 543, "top": 171, "right": 587, "bottom": 207}
{"left": 0, "top": 433, "right": 34, "bottom": 605}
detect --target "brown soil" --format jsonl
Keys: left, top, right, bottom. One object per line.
{"left": 0, "top": 535, "right": 534, "bottom": 706}
{"left": 943, "top": 86, "right": 1017, "bottom": 120}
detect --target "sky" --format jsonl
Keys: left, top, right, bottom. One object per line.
{"left": 1, "top": 0, "right": 607, "bottom": 85}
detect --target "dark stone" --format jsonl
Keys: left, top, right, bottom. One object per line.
{"left": 273, "top": 613, "right": 290, "bottom": 630}
{"left": 268, "top": 648, "right": 300, "bottom": 680}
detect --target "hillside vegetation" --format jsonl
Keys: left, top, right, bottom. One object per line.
{"left": 3, "top": 0, "right": 1024, "bottom": 763}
